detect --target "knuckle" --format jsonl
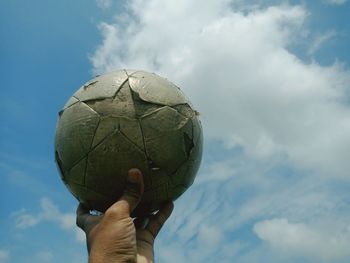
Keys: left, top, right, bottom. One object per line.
{"left": 104, "top": 207, "right": 122, "bottom": 218}
{"left": 105, "top": 202, "right": 129, "bottom": 219}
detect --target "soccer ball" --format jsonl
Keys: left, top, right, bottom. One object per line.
{"left": 54, "top": 70, "right": 203, "bottom": 216}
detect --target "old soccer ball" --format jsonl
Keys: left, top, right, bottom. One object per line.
{"left": 54, "top": 70, "right": 203, "bottom": 216}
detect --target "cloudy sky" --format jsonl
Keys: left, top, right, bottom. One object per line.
{"left": 1, "top": 0, "right": 350, "bottom": 262}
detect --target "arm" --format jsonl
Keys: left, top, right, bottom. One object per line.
{"left": 76, "top": 169, "right": 174, "bottom": 263}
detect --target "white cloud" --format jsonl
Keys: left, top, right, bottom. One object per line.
{"left": 90, "top": 0, "right": 350, "bottom": 262}
{"left": 13, "top": 198, "right": 85, "bottom": 243}
{"left": 13, "top": 211, "right": 40, "bottom": 228}
{"left": 154, "top": 155, "right": 350, "bottom": 262}
{"left": 197, "top": 225, "right": 223, "bottom": 247}
{"left": 254, "top": 218, "right": 350, "bottom": 262}
{"left": 195, "top": 159, "right": 237, "bottom": 183}
{"left": 0, "top": 250, "right": 9, "bottom": 263}
{"left": 90, "top": 0, "right": 350, "bottom": 179}
{"left": 308, "top": 31, "right": 337, "bottom": 55}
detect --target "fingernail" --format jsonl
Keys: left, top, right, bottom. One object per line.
{"left": 128, "top": 169, "right": 141, "bottom": 183}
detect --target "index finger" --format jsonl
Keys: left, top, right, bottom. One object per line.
{"left": 77, "top": 203, "right": 89, "bottom": 217}
{"left": 107, "top": 169, "right": 144, "bottom": 218}
{"left": 76, "top": 203, "right": 102, "bottom": 235}
{"left": 146, "top": 201, "right": 174, "bottom": 238}
{"left": 76, "top": 203, "right": 89, "bottom": 229}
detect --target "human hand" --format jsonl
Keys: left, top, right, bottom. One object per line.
{"left": 76, "top": 168, "right": 174, "bottom": 263}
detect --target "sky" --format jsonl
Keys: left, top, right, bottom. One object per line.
{"left": 1, "top": 0, "right": 350, "bottom": 262}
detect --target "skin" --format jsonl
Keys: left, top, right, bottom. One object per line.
{"left": 76, "top": 168, "right": 174, "bottom": 263}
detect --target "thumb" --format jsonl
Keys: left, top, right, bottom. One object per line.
{"left": 108, "top": 168, "right": 144, "bottom": 217}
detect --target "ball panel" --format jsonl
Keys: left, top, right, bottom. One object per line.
{"left": 63, "top": 96, "right": 79, "bottom": 110}
{"left": 187, "top": 117, "right": 203, "bottom": 185}
{"left": 148, "top": 168, "right": 170, "bottom": 190}
{"left": 181, "top": 119, "right": 195, "bottom": 157}
{"left": 86, "top": 81, "right": 136, "bottom": 118}
{"left": 152, "top": 181, "right": 169, "bottom": 201}
{"left": 124, "top": 69, "right": 140, "bottom": 76}
{"left": 144, "top": 132, "right": 187, "bottom": 174}
{"left": 141, "top": 106, "right": 193, "bottom": 174}
{"left": 169, "top": 118, "right": 203, "bottom": 188}
{"left": 118, "top": 118, "right": 145, "bottom": 151}
{"left": 128, "top": 71, "right": 190, "bottom": 106}
{"left": 142, "top": 132, "right": 187, "bottom": 175}
{"left": 91, "top": 116, "right": 144, "bottom": 151}
{"left": 192, "top": 116, "right": 202, "bottom": 144}
{"left": 66, "top": 157, "right": 87, "bottom": 185}
{"left": 85, "top": 131, "right": 150, "bottom": 196}
{"left": 168, "top": 184, "right": 187, "bottom": 200}
{"left": 73, "top": 70, "right": 128, "bottom": 102}
{"left": 169, "top": 158, "right": 199, "bottom": 188}
{"left": 55, "top": 150, "right": 65, "bottom": 180}
{"left": 141, "top": 106, "right": 189, "bottom": 132}
{"left": 190, "top": 117, "right": 203, "bottom": 163}
{"left": 169, "top": 160, "right": 192, "bottom": 187}
{"left": 130, "top": 90, "right": 163, "bottom": 118}
{"left": 90, "top": 117, "right": 113, "bottom": 149}
{"left": 173, "top": 104, "right": 197, "bottom": 118}
{"left": 55, "top": 102, "right": 100, "bottom": 170}
{"left": 183, "top": 132, "right": 195, "bottom": 158}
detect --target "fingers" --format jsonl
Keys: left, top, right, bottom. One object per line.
{"left": 146, "top": 202, "right": 174, "bottom": 238}
{"left": 120, "top": 168, "right": 144, "bottom": 212}
{"left": 76, "top": 203, "right": 89, "bottom": 230}
{"left": 76, "top": 203, "right": 102, "bottom": 235}
{"left": 134, "top": 216, "right": 150, "bottom": 229}
{"left": 107, "top": 169, "right": 144, "bottom": 217}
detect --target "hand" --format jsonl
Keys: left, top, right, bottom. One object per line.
{"left": 76, "top": 168, "right": 174, "bottom": 263}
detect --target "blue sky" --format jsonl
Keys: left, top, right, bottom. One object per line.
{"left": 1, "top": 0, "right": 350, "bottom": 262}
